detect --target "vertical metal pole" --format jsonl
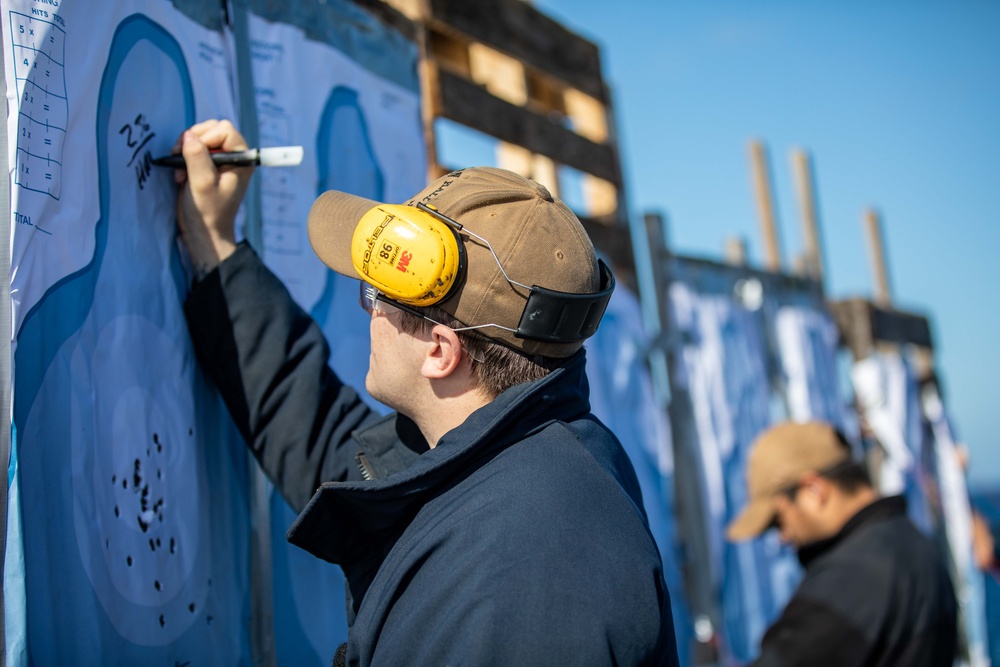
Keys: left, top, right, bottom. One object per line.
{"left": 748, "top": 140, "right": 782, "bottom": 272}
{"left": 790, "top": 148, "right": 825, "bottom": 284}
{"left": 864, "top": 207, "right": 893, "bottom": 307}
{"left": 226, "top": 2, "right": 274, "bottom": 665}
{"left": 631, "top": 211, "right": 671, "bottom": 409}
{"left": 643, "top": 211, "right": 725, "bottom": 664}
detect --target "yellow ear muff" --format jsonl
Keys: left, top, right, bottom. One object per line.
{"left": 350, "top": 204, "right": 464, "bottom": 307}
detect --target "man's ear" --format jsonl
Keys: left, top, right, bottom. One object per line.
{"left": 802, "top": 473, "right": 831, "bottom": 505}
{"left": 421, "top": 324, "right": 464, "bottom": 380}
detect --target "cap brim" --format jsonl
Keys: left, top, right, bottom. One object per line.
{"left": 307, "top": 190, "right": 381, "bottom": 278}
{"left": 726, "top": 497, "right": 778, "bottom": 542}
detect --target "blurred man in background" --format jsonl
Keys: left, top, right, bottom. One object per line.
{"left": 728, "top": 421, "right": 957, "bottom": 667}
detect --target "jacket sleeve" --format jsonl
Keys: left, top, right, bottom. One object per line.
{"left": 184, "top": 243, "right": 374, "bottom": 512}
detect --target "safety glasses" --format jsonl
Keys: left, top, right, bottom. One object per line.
{"left": 359, "top": 282, "right": 405, "bottom": 317}
{"left": 359, "top": 282, "right": 485, "bottom": 333}
{"left": 359, "top": 282, "right": 485, "bottom": 362}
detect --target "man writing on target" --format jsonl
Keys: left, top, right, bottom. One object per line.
{"left": 171, "top": 119, "right": 679, "bottom": 666}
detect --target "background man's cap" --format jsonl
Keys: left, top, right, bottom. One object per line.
{"left": 307, "top": 167, "right": 601, "bottom": 358}
{"left": 726, "top": 421, "right": 851, "bottom": 541}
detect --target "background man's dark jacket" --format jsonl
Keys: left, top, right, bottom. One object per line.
{"left": 185, "top": 245, "right": 679, "bottom": 666}
{"left": 752, "top": 495, "right": 957, "bottom": 667}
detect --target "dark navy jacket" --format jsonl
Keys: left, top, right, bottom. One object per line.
{"left": 185, "top": 244, "right": 679, "bottom": 666}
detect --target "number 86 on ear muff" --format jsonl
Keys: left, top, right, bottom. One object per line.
{"left": 350, "top": 204, "right": 466, "bottom": 308}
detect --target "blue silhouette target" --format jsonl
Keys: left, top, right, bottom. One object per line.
{"left": 12, "top": 15, "right": 250, "bottom": 663}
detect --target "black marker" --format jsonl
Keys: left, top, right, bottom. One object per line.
{"left": 151, "top": 146, "right": 303, "bottom": 169}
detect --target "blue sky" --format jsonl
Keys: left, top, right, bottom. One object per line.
{"left": 526, "top": 1, "right": 1000, "bottom": 486}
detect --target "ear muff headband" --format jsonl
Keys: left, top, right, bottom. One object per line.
{"left": 350, "top": 204, "right": 465, "bottom": 307}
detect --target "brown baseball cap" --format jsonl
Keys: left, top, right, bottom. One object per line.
{"left": 726, "top": 421, "right": 851, "bottom": 541}
{"left": 307, "top": 167, "right": 604, "bottom": 358}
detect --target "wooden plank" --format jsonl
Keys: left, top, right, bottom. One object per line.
{"left": 350, "top": 0, "right": 418, "bottom": 38}
{"left": 748, "top": 140, "right": 783, "bottom": 272}
{"left": 427, "top": 0, "right": 605, "bottom": 101}
{"left": 724, "top": 236, "right": 748, "bottom": 266}
{"left": 436, "top": 67, "right": 619, "bottom": 184}
{"left": 829, "top": 299, "right": 874, "bottom": 360}
{"left": 829, "top": 298, "right": 933, "bottom": 359}
{"left": 871, "top": 306, "right": 933, "bottom": 349}
{"left": 468, "top": 42, "right": 528, "bottom": 105}
{"left": 790, "top": 148, "right": 825, "bottom": 282}
{"left": 864, "top": 208, "right": 893, "bottom": 307}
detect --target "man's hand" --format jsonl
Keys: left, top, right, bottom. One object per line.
{"left": 173, "top": 119, "right": 254, "bottom": 279}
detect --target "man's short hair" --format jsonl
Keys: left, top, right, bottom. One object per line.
{"left": 397, "top": 305, "right": 564, "bottom": 398}
{"left": 818, "top": 430, "right": 871, "bottom": 492}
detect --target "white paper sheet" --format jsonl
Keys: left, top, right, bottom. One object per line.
{"left": 5, "top": 2, "right": 249, "bottom": 662}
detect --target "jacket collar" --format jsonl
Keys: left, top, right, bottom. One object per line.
{"left": 796, "top": 495, "right": 907, "bottom": 567}
{"left": 286, "top": 349, "right": 593, "bottom": 564}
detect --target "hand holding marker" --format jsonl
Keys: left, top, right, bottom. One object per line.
{"left": 151, "top": 146, "right": 304, "bottom": 168}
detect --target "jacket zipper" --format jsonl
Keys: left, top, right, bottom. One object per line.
{"left": 356, "top": 451, "right": 377, "bottom": 481}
